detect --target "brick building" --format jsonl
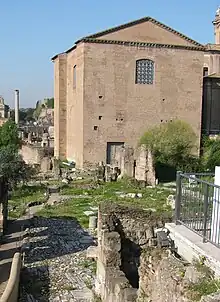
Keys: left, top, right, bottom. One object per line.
{"left": 52, "top": 10, "right": 220, "bottom": 168}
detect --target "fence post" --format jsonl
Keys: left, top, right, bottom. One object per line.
{"left": 175, "top": 171, "right": 182, "bottom": 224}
{"left": 203, "top": 183, "right": 209, "bottom": 243}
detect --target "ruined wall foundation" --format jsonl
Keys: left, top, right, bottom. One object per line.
{"left": 93, "top": 204, "right": 220, "bottom": 302}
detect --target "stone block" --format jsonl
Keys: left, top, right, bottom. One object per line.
{"left": 87, "top": 246, "right": 99, "bottom": 259}
{"left": 103, "top": 231, "right": 121, "bottom": 252}
{"left": 89, "top": 216, "right": 98, "bottom": 229}
{"left": 124, "top": 288, "right": 138, "bottom": 301}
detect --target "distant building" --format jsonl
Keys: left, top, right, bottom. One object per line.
{"left": 0, "top": 96, "right": 10, "bottom": 126}
{"left": 52, "top": 9, "right": 220, "bottom": 168}
{"left": 202, "top": 9, "right": 220, "bottom": 135}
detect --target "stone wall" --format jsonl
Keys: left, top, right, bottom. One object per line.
{"left": 94, "top": 204, "right": 220, "bottom": 302}
{"left": 118, "top": 145, "right": 156, "bottom": 186}
{"left": 119, "top": 145, "right": 134, "bottom": 178}
{"left": 81, "top": 41, "right": 203, "bottom": 167}
{"left": 20, "top": 144, "right": 45, "bottom": 166}
{"left": 54, "top": 54, "right": 67, "bottom": 160}
{"left": 134, "top": 146, "right": 156, "bottom": 186}
{"left": 20, "top": 143, "right": 54, "bottom": 173}
{"left": 138, "top": 247, "right": 220, "bottom": 302}
{"left": 1, "top": 253, "right": 22, "bottom": 302}
{"left": 95, "top": 203, "right": 165, "bottom": 302}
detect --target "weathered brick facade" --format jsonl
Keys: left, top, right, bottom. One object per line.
{"left": 52, "top": 16, "right": 216, "bottom": 168}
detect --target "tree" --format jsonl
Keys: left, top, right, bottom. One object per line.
{"left": 46, "top": 98, "right": 54, "bottom": 109}
{"left": 0, "top": 120, "right": 20, "bottom": 151}
{"left": 9, "top": 108, "right": 35, "bottom": 123}
{"left": 0, "top": 146, "right": 33, "bottom": 189}
{"left": 140, "top": 120, "right": 199, "bottom": 171}
{"left": 0, "top": 121, "right": 34, "bottom": 188}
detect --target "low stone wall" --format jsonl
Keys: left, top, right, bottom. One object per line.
{"left": 118, "top": 145, "right": 156, "bottom": 186}
{"left": 93, "top": 204, "right": 220, "bottom": 301}
{"left": 1, "top": 252, "right": 22, "bottom": 302}
{"left": 138, "top": 247, "right": 220, "bottom": 302}
{"left": 94, "top": 203, "right": 166, "bottom": 302}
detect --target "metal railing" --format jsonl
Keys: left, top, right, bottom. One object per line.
{"left": 175, "top": 171, "right": 220, "bottom": 248}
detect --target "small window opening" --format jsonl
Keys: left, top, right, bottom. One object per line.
{"left": 162, "top": 98, "right": 165, "bottom": 102}
{"left": 99, "top": 95, "right": 103, "bottom": 99}
{"left": 203, "top": 67, "right": 208, "bottom": 77}
{"left": 94, "top": 126, "right": 98, "bottom": 130}
{"left": 99, "top": 116, "right": 102, "bottom": 120}
{"left": 161, "top": 120, "right": 163, "bottom": 122}
{"left": 73, "top": 65, "right": 76, "bottom": 88}
{"left": 121, "top": 119, "right": 124, "bottom": 121}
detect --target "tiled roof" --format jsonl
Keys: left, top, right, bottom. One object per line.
{"left": 51, "top": 16, "right": 204, "bottom": 60}
{"left": 76, "top": 17, "right": 203, "bottom": 47}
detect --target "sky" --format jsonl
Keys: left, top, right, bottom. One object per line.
{"left": 0, "top": 0, "right": 219, "bottom": 108}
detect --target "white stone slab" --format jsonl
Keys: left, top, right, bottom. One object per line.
{"left": 166, "top": 223, "right": 220, "bottom": 277}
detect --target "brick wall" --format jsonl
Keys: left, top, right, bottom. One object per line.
{"left": 53, "top": 20, "right": 204, "bottom": 168}
{"left": 82, "top": 42, "right": 204, "bottom": 166}
{"left": 54, "top": 54, "right": 67, "bottom": 159}
{"left": 66, "top": 44, "right": 85, "bottom": 167}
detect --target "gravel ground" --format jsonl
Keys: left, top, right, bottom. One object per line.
{"left": 19, "top": 216, "right": 97, "bottom": 302}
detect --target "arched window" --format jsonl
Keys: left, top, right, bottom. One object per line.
{"left": 135, "top": 59, "right": 154, "bottom": 84}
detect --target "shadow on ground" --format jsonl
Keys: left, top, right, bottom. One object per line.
{"left": 19, "top": 215, "right": 96, "bottom": 302}
{"left": 0, "top": 218, "right": 29, "bottom": 290}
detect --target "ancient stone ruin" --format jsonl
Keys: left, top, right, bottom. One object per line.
{"left": 89, "top": 203, "right": 167, "bottom": 301}
{"left": 88, "top": 203, "right": 220, "bottom": 302}
{"left": 96, "top": 144, "right": 156, "bottom": 186}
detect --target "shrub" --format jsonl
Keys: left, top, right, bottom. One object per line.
{"left": 203, "top": 139, "right": 220, "bottom": 171}
{"left": 140, "top": 120, "right": 200, "bottom": 172}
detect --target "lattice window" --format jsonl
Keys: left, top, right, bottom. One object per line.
{"left": 135, "top": 59, "right": 154, "bottom": 84}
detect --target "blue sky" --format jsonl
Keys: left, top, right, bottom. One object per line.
{"left": 0, "top": 0, "right": 219, "bottom": 108}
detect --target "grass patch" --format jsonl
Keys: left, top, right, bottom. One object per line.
{"left": 8, "top": 184, "right": 47, "bottom": 219}
{"left": 36, "top": 179, "right": 173, "bottom": 227}
{"left": 187, "top": 279, "right": 220, "bottom": 301}
{"left": 79, "top": 259, "right": 97, "bottom": 273}
{"left": 36, "top": 198, "right": 92, "bottom": 228}
{"left": 84, "top": 278, "right": 93, "bottom": 290}
{"left": 186, "top": 258, "right": 220, "bottom": 301}
{"left": 61, "top": 284, "right": 76, "bottom": 291}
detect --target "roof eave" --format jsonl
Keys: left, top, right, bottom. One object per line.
{"left": 77, "top": 16, "right": 203, "bottom": 47}
{"left": 80, "top": 38, "right": 205, "bottom": 51}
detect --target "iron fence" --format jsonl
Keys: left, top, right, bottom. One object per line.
{"left": 175, "top": 171, "right": 220, "bottom": 248}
